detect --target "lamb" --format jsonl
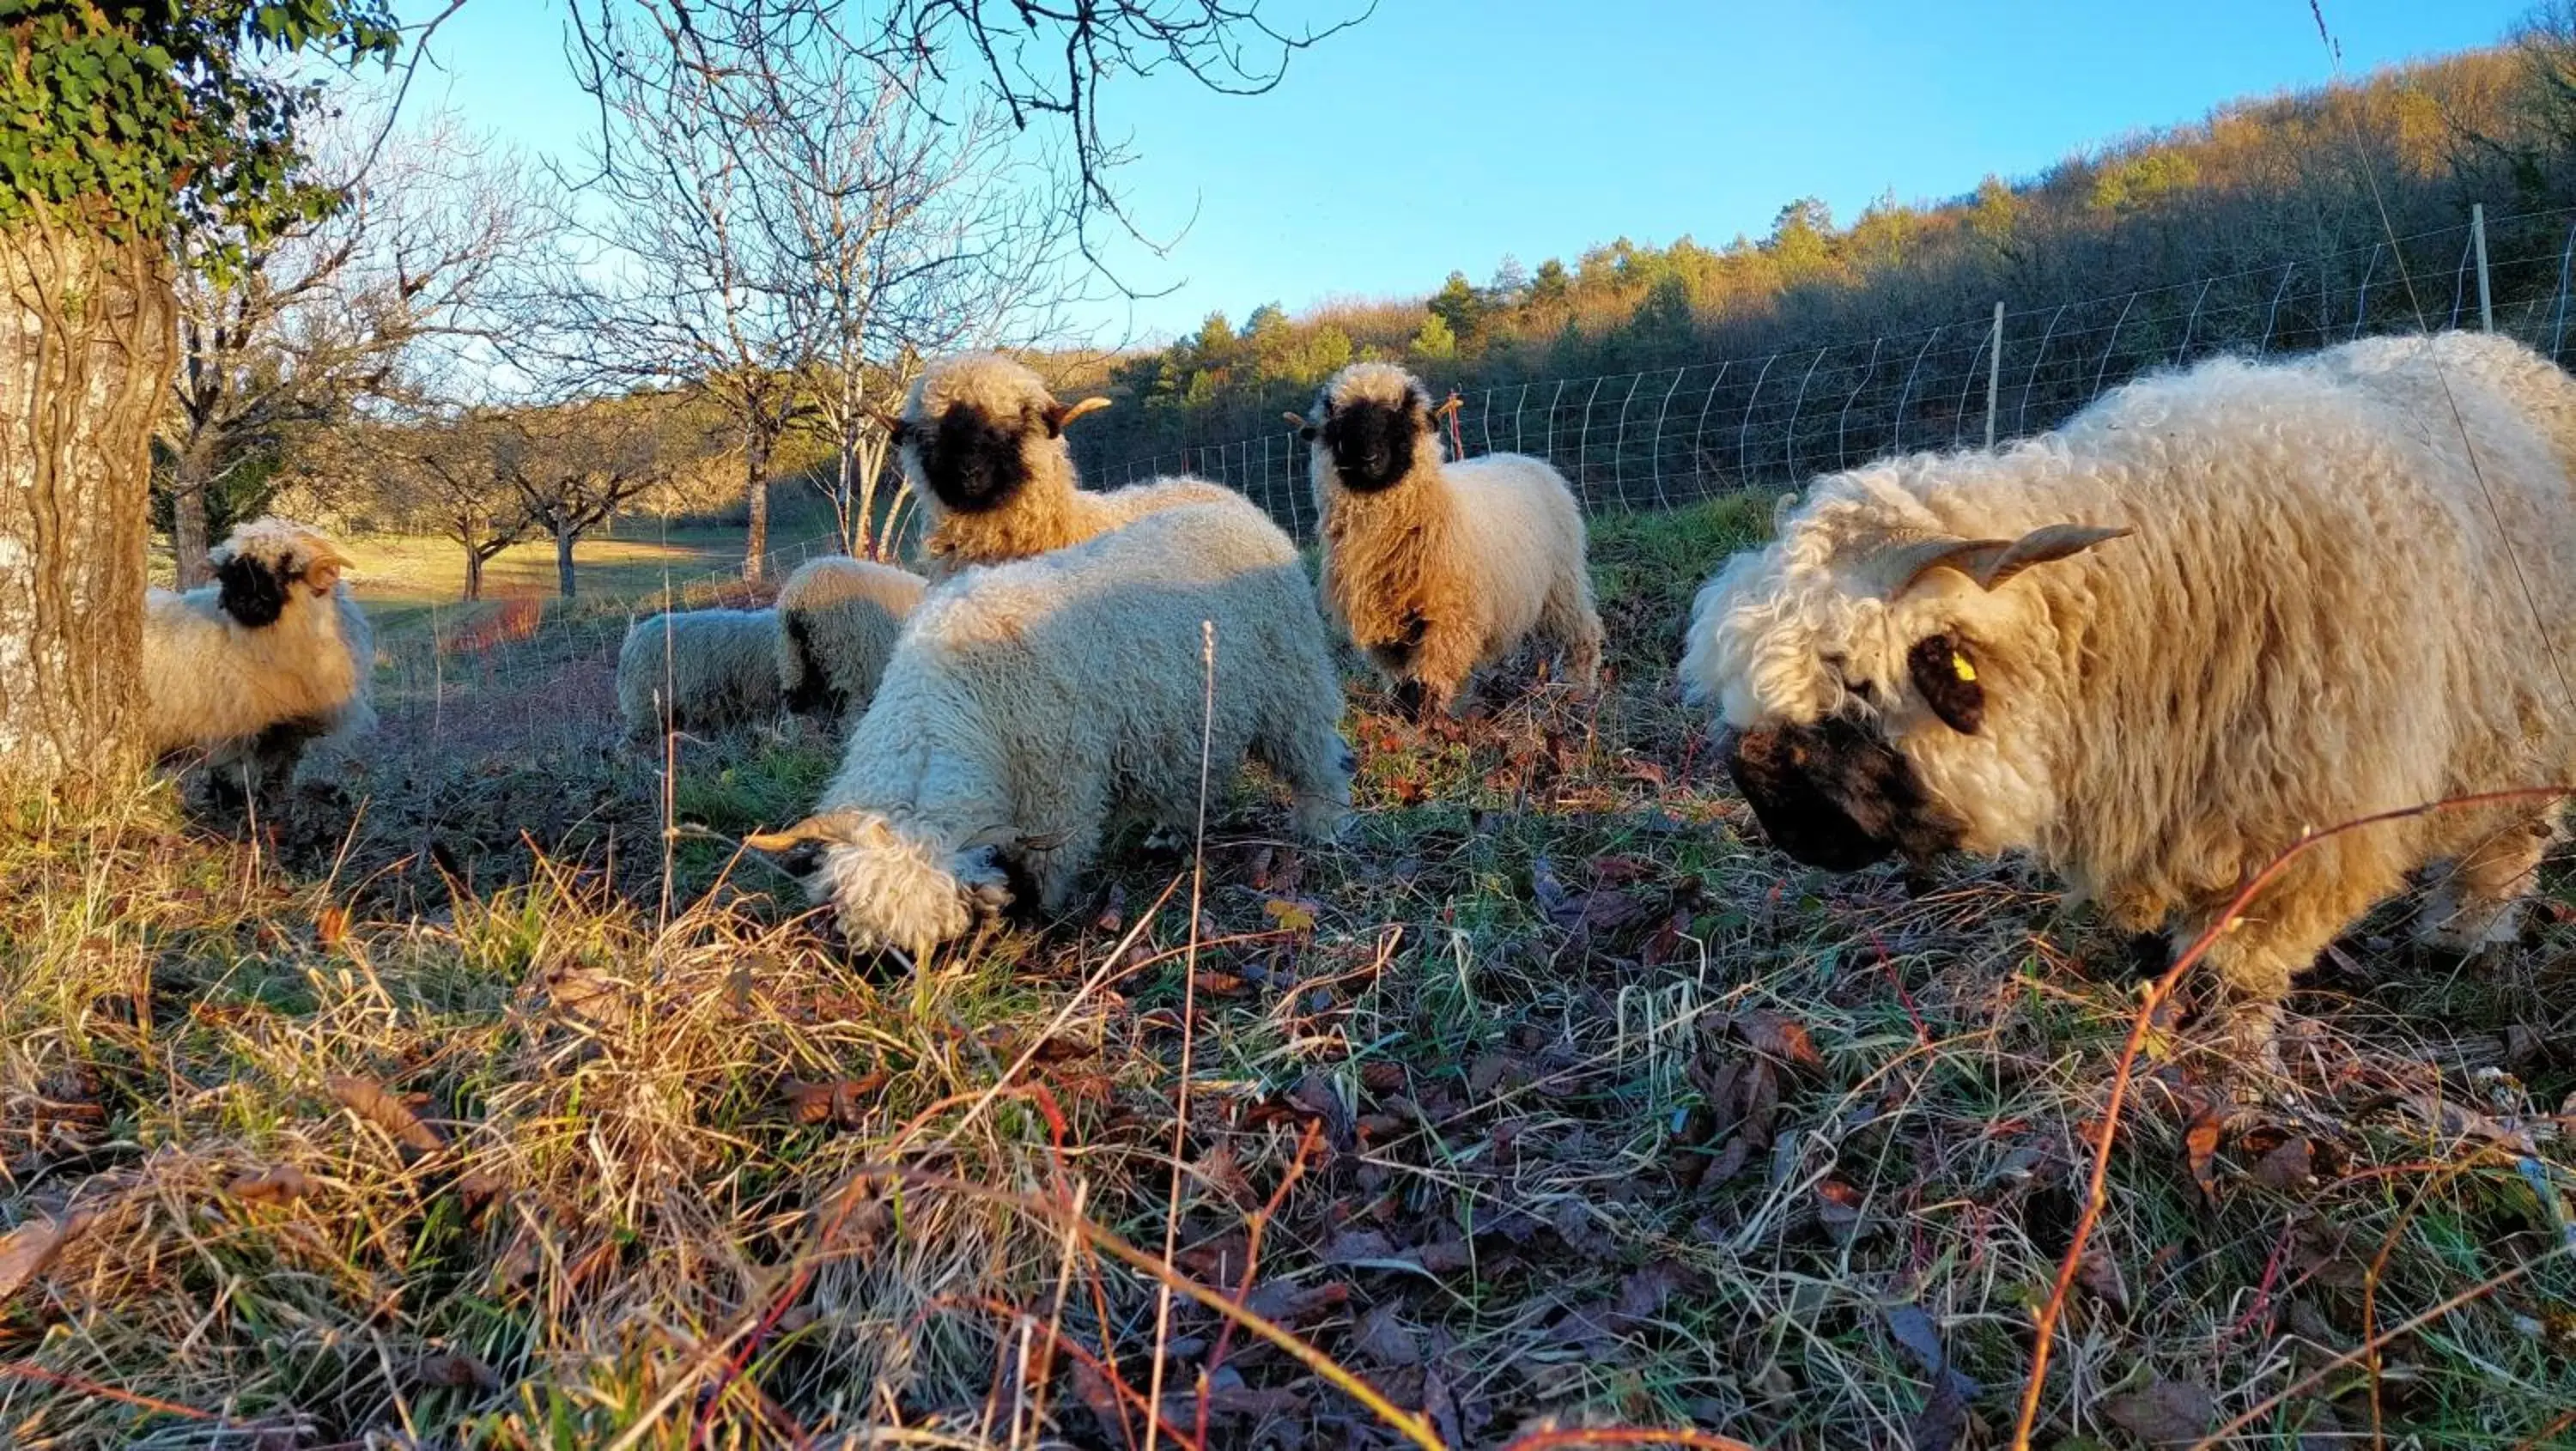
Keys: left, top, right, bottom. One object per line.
{"left": 140, "top": 517, "right": 376, "bottom": 809}
{"left": 1291, "top": 361, "right": 1603, "bottom": 719}
{"left": 772, "top": 555, "right": 928, "bottom": 724}
{"left": 747, "top": 497, "right": 1355, "bottom": 960}
{"left": 1678, "top": 330, "right": 2576, "bottom": 1059}
{"left": 893, "top": 351, "right": 1238, "bottom": 581}
{"left": 615, "top": 607, "right": 785, "bottom": 740}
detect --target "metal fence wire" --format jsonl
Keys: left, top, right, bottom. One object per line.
{"left": 374, "top": 203, "right": 2576, "bottom": 727}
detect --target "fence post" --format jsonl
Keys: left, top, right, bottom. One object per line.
{"left": 2474, "top": 202, "right": 2494, "bottom": 333}
{"left": 1984, "top": 301, "right": 2003, "bottom": 450}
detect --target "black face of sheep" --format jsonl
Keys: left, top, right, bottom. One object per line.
{"left": 1722, "top": 714, "right": 1965, "bottom": 872}
{"left": 1315, "top": 394, "right": 1421, "bottom": 494}
{"left": 780, "top": 617, "right": 846, "bottom": 719}
{"left": 215, "top": 551, "right": 297, "bottom": 628}
{"left": 902, "top": 405, "right": 1036, "bottom": 515}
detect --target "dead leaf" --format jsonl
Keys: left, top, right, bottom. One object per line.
{"left": 316, "top": 905, "right": 349, "bottom": 950}
{"left": 1242, "top": 1279, "right": 1348, "bottom": 1327}
{"left": 1352, "top": 1302, "right": 1421, "bottom": 1366}
{"left": 1192, "top": 971, "right": 1251, "bottom": 996}
{"left": 2103, "top": 1377, "right": 2215, "bottom": 1446}
{"left": 2077, "top": 1248, "right": 2132, "bottom": 1314}
{"left": 1265, "top": 898, "right": 1318, "bottom": 933}
{"left": 226, "top": 1167, "right": 318, "bottom": 1205}
{"left": 404, "top": 1349, "right": 501, "bottom": 1392}
{"left": 2182, "top": 1104, "right": 2225, "bottom": 1205}
{"left": 783, "top": 1073, "right": 890, "bottom": 1128}
{"left": 0, "top": 1211, "right": 94, "bottom": 1302}
{"left": 1609, "top": 1260, "right": 1704, "bottom": 1330}
{"left": 1414, "top": 1235, "right": 1473, "bottom": 1274}
{"left": 327, "top": 1075, "right": 447, "bottom": 1157}
{"left": 1884, "top": 1304, "right": 1979, "bottom": 1451}
{"left": 1741, "top": 1009, "right": 1825, "bottom": 1071}
{"left": 1321, "top": 1229, "right": 1398, "bottom": 1266}
{"left": 1091, "top": 883, "right": 1127, "bottom": 934}
{"left": 1067, "top": 1355, "right": 1127, "bottom": 1440}
{"left": 2251, "top": 1136, "right": 2315, "bottom": 1193}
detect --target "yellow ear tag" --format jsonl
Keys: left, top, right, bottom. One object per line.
{"left": 1951, "top": 652, "right": 1977, "bottom": 683}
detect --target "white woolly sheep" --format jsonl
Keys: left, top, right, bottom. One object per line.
{"left": 774, "top": 556, "right": 929, "bottom": 723}
{"left": 616, "top": 607, "right": 785, "bottom": 740}
{"left": 893, "top": 351, "right": 1238, "bottom": 581}
{"left": 1679, "top": 330, "right": 2576, "bottom": 1059}
{"left": 140, "top": 517, "right": 376, "bottom": 809}
{"left": 1291, "top": 361, "right": 1603, "bottom": 719}
{"left": 747, "top": 496, "right": 1354, "bottom": 960}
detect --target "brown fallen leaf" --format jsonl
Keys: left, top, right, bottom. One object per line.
{"left": 2077, "top": 1248, "right": 2132, "bottom": 1314}
{"left": 2251, "top": 1136, "right": 2316, "bottom": 1193}
{"left": 1740, "top": 1009, "right": 1826, "bottom": 1071}
{"left": 226, "top": 1167, "right": 319, "bottom": 1206}
{"left": 0, "top": 1211, "right": 95, "bottom": 1303}
{"left": 2103, "top": 1377, "right": 2215, "bottom": 1446}
{"left": 1320, "top": 1229, "right": 1399, "bottom": 1266}
{"left": 783, "top": 1072, "right": 891, "bottom": 1128}
{"left": 1352, "top": 1302, "right": 1422, "bottom": 1366}
{"left": 327, "top": 1075, "right": 447, "bottom": 1157}
{"left": 2182, "top": 1104, "right": 2225, "bottom": 1205}
{"left": 1192, "top": 971, "right": 1251, "bottom": 996}
{"left": 404, "top": 1349, "right": 501, "bottom": 1392}
{"left": 315, "top": 905, "right": 349, "bottom": 950}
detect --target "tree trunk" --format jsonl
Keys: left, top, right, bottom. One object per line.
{"left": 742, "top": 423, "right": 771, "bottom": 585}
{"left": 463, "top": 544, "right": 484, "bottom": 602}
{"left": 0, "top": 215, "right": 179, "bottom": 794}
{"left": 556, "top": 525, "right": 577, "bottom": 599}
{"left": 171, "top": 468, "right": 213, "bottom": 588}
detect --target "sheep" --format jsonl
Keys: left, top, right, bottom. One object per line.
{"left": 1291, "top": 361, "right": 1603, "bottom": 719}
{"left": 773, "top": 556, "right": 929, "bottom": 723}
{"left": 893, "top": 351, "right": 1238, "bottom": 581}
{"left": 140, "top": 517, "right": 376, "bottom": 809}
{"left": 615, "top": 607, "right": 785, "bottom": 740}
{"left": 1678, "top": 329, "right": 2576, "bottom": 1062}
{"left": 746, "top": 496, "right": 1355, "bottom": 961}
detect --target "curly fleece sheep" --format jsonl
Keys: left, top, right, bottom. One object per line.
{"left": 1293, "top": 361, "right": 1602, "bottom": 718}
{"left": 895, "top": 351, "right": 1237, "bottom": 580}
{"left": 141, "top": 517, "right": 376, "bottom": 807}
{"left": 749, "top": 497, "right": 1354, "bottom": 960}
{"left": 1680, "top": 330, "right": 2576, "bottom": 1057}
{"left": 774, "top": 556, "right": 928, "bottom": 721}
{"left": 616, "top": 607, "right": 784, "bottom": 739}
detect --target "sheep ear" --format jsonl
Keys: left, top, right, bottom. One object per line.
{"left": 1042, "top": 396, "right": 1112, "bottom": 437}
{"left": 1284, "top": 410, "right": 1317, "bottom": 441}
{"left": 866, "top": 404, "right": 907, "bottom": 440}
{"left": 300, "top": 547, "right": 351, "bottom": 592}
{"left": 1771, "top": 491, "right": 1800, "bottom": 537}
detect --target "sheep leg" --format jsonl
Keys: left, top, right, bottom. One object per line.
{"left": 1540, "top": 570, "right": 1605, "bottom": 691}
{"left": 2183, "top": 848, "right": 2409, "bottom": 1075}
{"left": 1407, "top": 626, "right": 1480, "bottom": 723}
{"left": 1016, "top": 821, "right": 1103, "bottom": 916}
{"left": 2415, "top": 809, "right": 2555, "bottom": 954}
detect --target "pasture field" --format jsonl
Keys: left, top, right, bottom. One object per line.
{"left": 6, "top": 496, "right": 2575, "bottom": 1449}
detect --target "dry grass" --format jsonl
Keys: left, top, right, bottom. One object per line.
{"left": 9, "top": 496, "right": 2576, "bottom": 1448}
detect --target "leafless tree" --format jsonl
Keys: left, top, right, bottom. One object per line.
{"left": 394, "top": 412, "right": 537, "bottom": 603}
{"left": 161, "top": 109, "right": 541, "bottom": 586}
{"left": 496, "top": 395, "right": 714, "bottom": 598}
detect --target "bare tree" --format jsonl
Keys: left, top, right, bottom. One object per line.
{"left": 398, "top": 413, "right": 535, "bottom": 603}
{"left": 496, "top": 395, "right": 711, "bottom": 598}
{"left": 161, "top": 110, "right": 539, "bottom": 586}
{"left": 740, "top": 58, "right": 1078, "bottom": 558}
{"left": 566, "top": 1, "right": 1368, "bottom": 282}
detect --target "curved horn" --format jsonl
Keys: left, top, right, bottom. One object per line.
{"left": 1056, "top": 396, "right": 1113, "bottom": 426}
{"left": 1283, "top": 410, "right": 1311, "bottom": 431}
{"left": 1864, "top": 523, "right": 2131, "bottom": 598}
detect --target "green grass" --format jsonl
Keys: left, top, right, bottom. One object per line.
{"left": 8, "top": 493, "right": 2576, "bottom": 1448}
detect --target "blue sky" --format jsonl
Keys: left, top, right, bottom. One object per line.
{"left": 402, "top": 0, "right": 2534, "bottom": 345}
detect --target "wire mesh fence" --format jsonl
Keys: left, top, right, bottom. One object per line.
{"left": 369, "top": 203, "right": 2576, "bottom": 733}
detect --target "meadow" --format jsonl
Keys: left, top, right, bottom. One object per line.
{"left": 5, "top": 496, "right": 2574, "bottom": 1449}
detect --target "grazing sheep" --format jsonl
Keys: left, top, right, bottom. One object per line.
{"left": 616, "top": 608, "right": 785, "bottom": 740}
{"left": 141, "top": 517, "right": 376, "bottom": 808}
{"left": 748, "top": 497, "right": 1354, "bottom": 960}
{"left": 1679, "top": 331, "right": 2576, "bottom": 1059}
{"left": 894, "top": 351, "right": 1237, "bottom": 580}
{"left": 774, "top": 556, "right": 929, "bottom": 723}
{"left": 1291, "top": 361, "right": 1602, "bottom": 719}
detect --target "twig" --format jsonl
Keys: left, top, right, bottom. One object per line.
{"left": 1498, "top": 1430, "right": 1765, "bottom": 1450}
{"left": 0, "top": 1362, "right": 218, "bottom": 1424}
{"left": 2008, "top": 786, "right": 2575, "bottom": 1449}
{"left": 1146, "top": 619, "right": 1219, "bottom": 1451}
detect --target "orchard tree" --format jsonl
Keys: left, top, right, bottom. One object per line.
{"left": 0, "top": 2, "right": 398, "bottom": 793}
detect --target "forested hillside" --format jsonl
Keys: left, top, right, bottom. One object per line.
{"left": 1067, "top": 34, "right": 2576, "bottom": 473}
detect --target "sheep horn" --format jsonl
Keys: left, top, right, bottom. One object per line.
{"left": 743, "top": 825, "right": 822, "bottom": 853}
{"left": 1771, "top": 490, "right": 1800, "bottom": 537}
{"left": 1283, "top": 411, "right": 1311, "bottom": 431}
{"left": 1867, "top": 523, "right": 2132, "bottom": 597}
{"left": 1054, "top": 396, "right": 1113, "bottom": 428}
